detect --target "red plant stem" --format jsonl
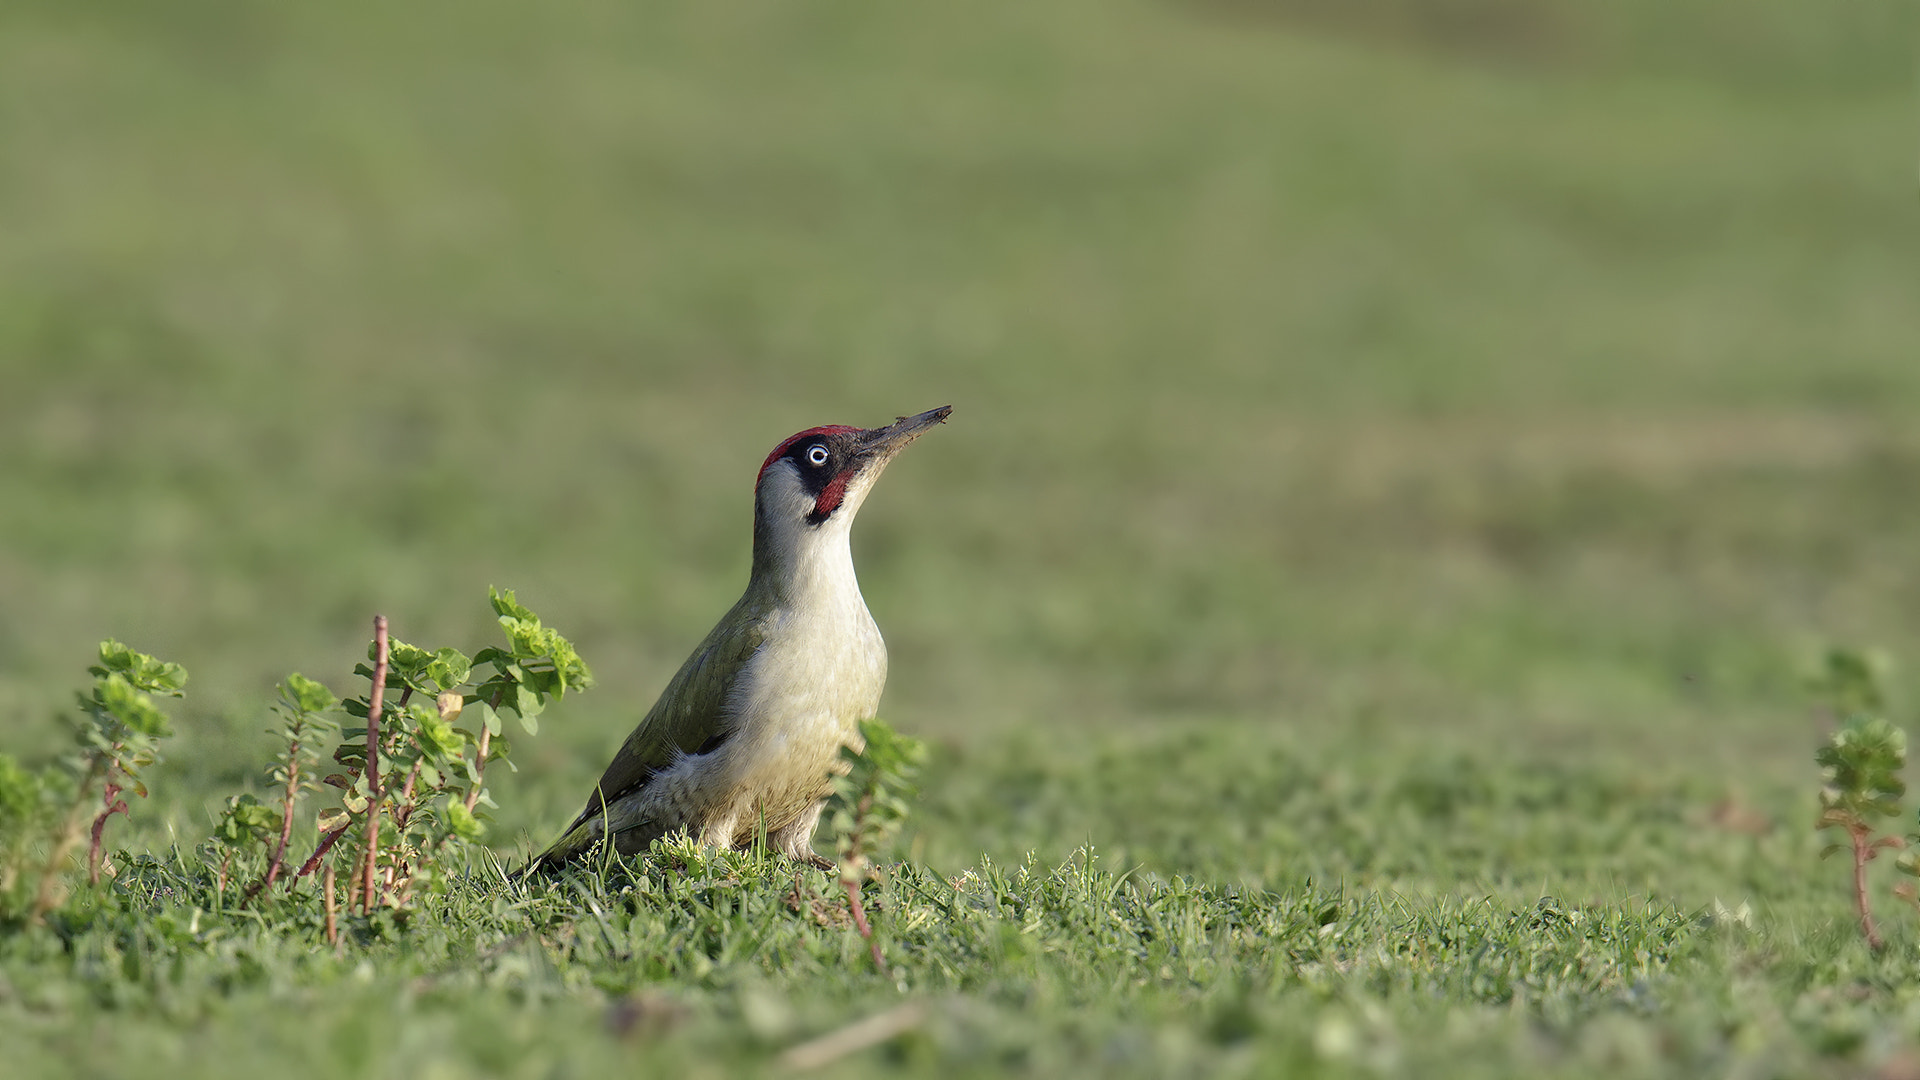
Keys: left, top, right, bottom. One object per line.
{"left": 361, "top": 615, "right": 390, "bottom": 915}
{"left": 379, "top": 691, "right": 425, "bottom": 884}
{"left": 1853, "top": 823, "right": 1885, "bottom": 950}
{"left": 839, "top": 789, "right": 886, "bottom": 974}
{"left": 258, "top": 737, "right": 303, "bottom": 895}
{"left": 843, "top": 877, "right": 887, "bottom": 974}
{"left": 293, "top": 825, "right": 350, "bottom": 881}
{"left": 392, "top": 758, "right": 424, "bottom": 827}
{"left": 87, "top": 773, "right": 128, "bottom": 885}
{"left": 323, "top": 859, "right": 338, "bottom": 947}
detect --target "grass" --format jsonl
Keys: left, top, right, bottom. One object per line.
{"left": 1, "top": 727, "right": 1910, "bottom": 1079}
{"left": 2, "top": 0, "right": 1918, "bottom": 1075}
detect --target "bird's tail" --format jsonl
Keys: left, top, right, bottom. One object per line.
{"left": 508, "top": 818, "right": 600, "bottom": 881}
{"left": 510, "top": 785, "right": 641, "bottom": 881}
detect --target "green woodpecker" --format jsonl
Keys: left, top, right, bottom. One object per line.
{"left": 525, "top": 405, "right": 951, "bottom": 872}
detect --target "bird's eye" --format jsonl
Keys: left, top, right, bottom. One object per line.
{"left": 805, "top": 444, "right": 830, "bottom": 467}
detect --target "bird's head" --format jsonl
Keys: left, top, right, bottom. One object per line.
{"left": 751, "top": 405, "right": 951, "bottom": 577}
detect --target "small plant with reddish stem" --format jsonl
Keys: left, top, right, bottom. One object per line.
{"left": 310, "top": 588, "right": 592, "bottom": 915}
{"left": 214, "top": 673, "right": 340, "bottom": 906}
{"left": 1809, "top": 647, "right": 1920, "bottom": 951}
{"left": 1816, "top": 715, "right": 1906, "bottom": 950}
{"left": 0, "top": 640, "right": 185, "bottom": 924}
{"left": 824, "top": 718, "right": 928, "bottom": 974}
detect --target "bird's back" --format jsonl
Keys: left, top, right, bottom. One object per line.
{"left": 529, "top": 592, "right": 773, "bottom": 866}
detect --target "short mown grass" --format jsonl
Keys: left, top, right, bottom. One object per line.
{"left": 5, "top": 722, "right": 1917, "bottom": 1078}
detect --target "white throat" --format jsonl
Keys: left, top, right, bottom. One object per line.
{"left": 750, "top": 460, "right": 882, "bottom": 612}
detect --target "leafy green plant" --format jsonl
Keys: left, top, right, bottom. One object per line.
{"left": 823, "top": 718, "right": 928, "bottom": 973}
{"left": 1816, "top": 716, "right": 1906, "bottom": 950}
{"left": 1810, "top": 647, "right": 1918, "bottom": 950}
{"left": 0, "top": 588, "right": 590, "bottom": 939}
{"left": 0, "top": 640, "right": 186, "bottom": 924}
{"left": 204, "top": 588, "right": 594, "bottom": 935}
{"left": 211, "top": 672, "right": 342, "bottom": 904}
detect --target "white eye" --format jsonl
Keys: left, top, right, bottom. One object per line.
{"left": 806, "top": 444, "right": 830, "bottom": 467}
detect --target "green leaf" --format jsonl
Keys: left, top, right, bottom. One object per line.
{"left": 513, "top": 681, "right": 545, "bottom": 722}
{"left": 384, "top": 637, "right": 433, "bottom": 674}
{"left": 91, "top": 639, "right": 188, "bottom": 696}
{"left": 283, "top": 672, "right": 339, "bottom": 714}
{"left": 414, "top": 705, "right": 465, "bottom": 758}
{"left": 426, "top": 648, "right": 473, "bottom": 692}
{"left": 475, "top": 701, "right": 502, "bottom": 737}
{"left": 443, "top": 796, "right": 485, "bottom": 841}
{"left": 485, "top": 588, "right": 594, "bottom": 693}
{"left": 489, "top": 586, "right": 537, "bottom": 624}
{"left": 95, "top": 672, "right": 172, "bottom": 739}
{"left": 214, "top": 794, "right": 281, "bottom": 846}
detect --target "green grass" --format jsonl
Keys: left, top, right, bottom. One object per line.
{"left": 2, "top": 726, "right": 1912, "bottom": 1079}
{"left": 2, "top": 0, "right": 1918, "bottom": 1075}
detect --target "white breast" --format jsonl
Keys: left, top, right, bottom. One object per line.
{"left": 695, "top": 461, "right": 889, "bottom": 833}
{"left": 726, "top": 505, "right": 886, "bottom": 782}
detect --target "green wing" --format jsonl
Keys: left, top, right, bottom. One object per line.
{"left": 534, "top": 593, "right": 770, "bottom": 865}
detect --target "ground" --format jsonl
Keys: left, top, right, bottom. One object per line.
{"left": 1, "top": 1, "right": 1917, "bottom": 1076}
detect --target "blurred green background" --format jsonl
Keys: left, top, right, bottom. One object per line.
{"left": 1, "top": 0, "right": 1914, "bottom": 864}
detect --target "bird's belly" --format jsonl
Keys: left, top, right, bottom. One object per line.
{"left": 692, "top": 610, "right": 885, "bottom": 843}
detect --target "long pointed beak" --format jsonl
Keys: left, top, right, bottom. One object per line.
{"left": 857, "top": 405, "right": 952, "bottom": 461}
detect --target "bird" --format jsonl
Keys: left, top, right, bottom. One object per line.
{"left": 524, "top": 405, "right": 952, "bottom": 873}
